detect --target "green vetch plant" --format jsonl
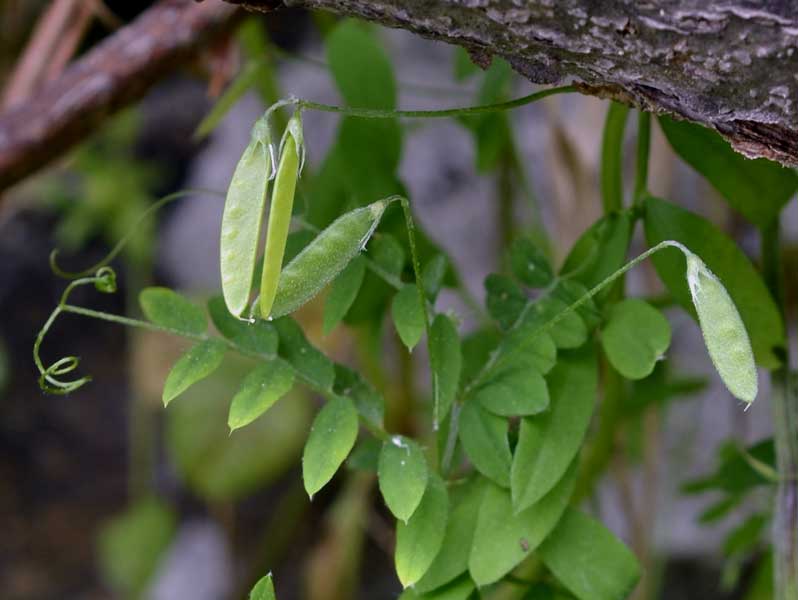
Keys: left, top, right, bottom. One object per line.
{"left": 34, "top": 20, "right": 797, "bottom": 600}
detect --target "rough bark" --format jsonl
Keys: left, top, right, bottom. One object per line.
{"left": 0, "top": 0, "right": 241, "bottom": 192}
{"left": 231, "top": 0, "right": 798, "bottom": 166}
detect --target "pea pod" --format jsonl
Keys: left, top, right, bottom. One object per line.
{"left": 686, "top": 254, "right": 757, "bottom": 404}
{"left": 260, "top": 113, "right": 304, "bottom": 319}
{"left": 220, "top": 117, "right": 273, "bottom": 318}
{"left": 267, "top": 198, "right": 394, "bottom": 319}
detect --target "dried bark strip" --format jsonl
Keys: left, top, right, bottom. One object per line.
{"left": 0, "top": 0, "right": 240, "bottom": 192}
{"left": 232, "top": 0, "right": 798, "bottom": 166}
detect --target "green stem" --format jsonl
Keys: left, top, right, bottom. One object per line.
{"left": 600, "top": 102, "right": 630, "bottom": 213}
{"left": 634, "top": 112, "right": 651, "bottom": 204}
{"left": 762, "top": 218, "right": 798, "bottom": 600}
{"left": 262, "top": 86, "right": 576, "bottom": 124}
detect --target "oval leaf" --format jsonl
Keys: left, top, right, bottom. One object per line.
{"left": 430, "top": 313, "right": 462, "bottom": 424}
{"left": 163, "top": 339, "right": 226, "bottom": 406}
{"left": 539, "top": 508, "right": 640, "bottom": 600}
{"left": 469, "top": 462, "right": 577, "bottom": 586}
{"left": 644, "top": 196, "right": 784, "bottom": 368}
{"left": 378, "top": 435, "right": 429, "bottom": 522}
{"left": 475, "top": 363, "right": 549, "bottom": 417}
{"left": 659, "top": 116, "right": 798, "bottom": 228}
{"left": 303, "top": 395, "right": 359, "bottom": 498}
{"left": 249, "top": 573, "right": 277, "bottom": 600}
{"left": 395, "top": 474, "right": 449, "bottom": 587}
{"left": 485, "top": 273, "right": 526, "bottom": 330}
{"left": 601, "top": 299, "right": 671, "bottom": 380}
{"left": 323, "top": 256, "right": 367, "bottom": 334}
{"left": 140, "top": 287, "right": 206, "bottom": 335}
{"left": 392, "top": 284, "right": 426, "bottom": 351}
{"left": 228, "top": 361, "right": 295, "bottom": 432}
{"left": 416, "top": 477, "right": 487, "bottom": 593}
{"left": 458, "top": 400, "right": 511, "bottom": 487}
{"left": 511, "top": 344, "right": 597, "bottom": 511}
{"left": 510, "top": 236, "right": 553, "bottom": 288}
{"left": 274, "top": 317, "right": 335, "bottom": 391}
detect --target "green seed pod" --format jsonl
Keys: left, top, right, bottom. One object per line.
{"left": 686, "top": 254, "right": 757, "bottom": 403}
{"left": 267, "top": 198, "right": 392, "bottom": 319}
{"left": 220, "top": 117, "right": 273, "bottom": 318}
{"left": 259, "top": 113, "right": 304, "bottom": 319}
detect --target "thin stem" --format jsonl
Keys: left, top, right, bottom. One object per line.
{"left": 261, "top": 86, "right": 576, "bottom": 124}
{"left": 49, "top": 188, "right": 224, "bottom": 278}
{"left": 634, "top": 112, "right": 651, "bottom": 204}
{"left": 762, "top": 218, "right": 798, "bottom": 600}
{"left": 600, "top": 102, "right": 630, "bottom": 213}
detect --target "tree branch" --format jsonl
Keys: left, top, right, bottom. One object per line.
{"left": 231, "top": 0, "right": 798, "bottom": 166}
{"left": 0, "top": 0, "right": 241, "bottom": 192}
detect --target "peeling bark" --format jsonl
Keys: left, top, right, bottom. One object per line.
{"left": 232, "top": 0, "right": 798, "bottom": 166}
{"left": 0, "top": 0, "right": 241, "bottom": 192}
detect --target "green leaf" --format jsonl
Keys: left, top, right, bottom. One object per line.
{"left": 378, "top": 435, "right": 429, "bottom": 522}
{"left": 416, "top": 477, "right": 486, "bottom": 593}
{"left": 497, "top": 329, "right": 558, "bottom": 375}
{"left": 195, "top": 60, "right": 265, "bottom": 140}
{"left": 526, "top": 297, "right": 587, "bottom": 349}
{"left": 400, "top": 575, "right": 475, "bottom": 600}
{"left": 430, "top": 313, "right": 462, "bottom": 423}
{"left": 474, "top": 361, "right": 549, "bottom": 417}
{"left": 683, "top": 439, "right": 775, "bottom": 495}
{"left": 323, "top": 256, "right": 366, "bottom": 334}
{"left": 162, "top": 339, "right": 226, "bottom": 406}
{"left": 396, "top": 474, "right": 449, "bottom": 587}
{"left": 522, "top": 583, "right": 576, "bottom": 600}
{"left": 140, "top": 287, "right": 206, "bottom": 335}
{"left": 744, "top": 553, "right": 773, "bottom": 600}
{"left": 659, "top": 116, "right": 798, "bottom": 228}
{"left": 644, "top": 196, "right": 784, "bottom": 368}
{"left": 460, "top": 329, "right": 502, "bottom": 392}
{"left": 392, "top": 284, "right": 426, "bottom": 351}
{"left": 560, "top": 211, "right": 632, "bottom": 293}
{"left": 302, "top": 395, "right": 359, "bottom": 498}
{"left": 97, "top": 497, "right": 176, "bottom": 596}
{"left": 347, "top": 437, "right": 382, "bottom": 472}
{"left": 723, "top": 513, "right": 768, "bottom": 557}
{"left": 458, "top": 400, "right": 511, "bottom": 487}
{"left": 249, "top": 573, "right": 277, "bottom": 600}
{"left": 166, "top": 356, "right": 311, "bottom": 501}
{"left": 333, "top": 364, "right": 384, "bottom": 429}
{"left": 485, "top": 273, "right": 526, "bottom": 329}
{"left": 327, "top": 20, "right": 395, "bottom": 109}
{"left": 274, "top": 317, "right": 335, "bottom": 390}
{"left": 601, "top": 299, "right": 671, "bottom": 380}
{"left": 468, "top": 462, "right": 577, "bottom": 585}
{"left": 510, "top": 236, "right": 553, "bottom": 288}
{"left": 228, "top": 361, "right": 295, "bottom": 431}
{"left": 369, "top": 233, "right": 406, "bottom": 275}
{"left": 208, "top": 296, "right": 277, "bottom": 355}
{"left": 511, "top": 344, "right": 597, "bottom": 511}
{"left": 539, "top": 508, "right": 640, "bottom": 600}
{"left": 422, "top": 254, "right": 448, "bottom": 300}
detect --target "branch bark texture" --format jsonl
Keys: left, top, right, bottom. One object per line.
{"left": 0, "top": 0, "right": 240, "bottom": 192}
{"left": 235, "top": 0, "right": 798, "bottom": 166}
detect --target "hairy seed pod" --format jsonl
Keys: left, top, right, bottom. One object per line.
{"left": 686, "top": 254, "right": 757, "bottom": 403}
{"left": 268, "top": 198, "right": 392, "bottom": 319}
{"left": 220, "top": 117, "right": 272, "bottom": 318}
{"left": 259, "top": 113, "right": 303, "bottom": 319}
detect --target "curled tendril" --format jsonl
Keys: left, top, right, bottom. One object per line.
{"left": 34, "top": 270, "right": 114, "bottom": 394}
{"left": 48, "top": 188, "right": 224, "bottom": 279}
